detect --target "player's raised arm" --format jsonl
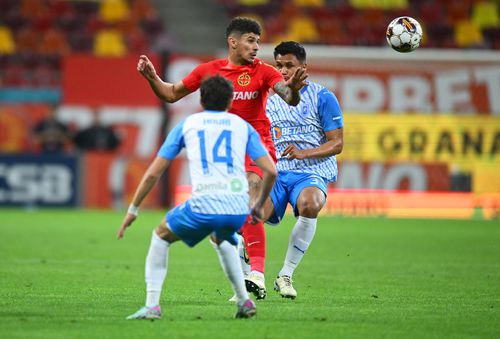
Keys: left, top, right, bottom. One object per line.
{"left": 117, "top": 156, "right": 170, "bottom": 239}
{"left": 273, "top": 67, "right": 307, "bottom": 106}
{"left": 137, "top": 55, "right": 191, "bottom": 103}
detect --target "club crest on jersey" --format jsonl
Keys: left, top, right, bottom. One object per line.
{"left": 237, "top": 72, "right": 251, "bottom": 86}
{"left": 301, "top": 104, "right": 309, "bottom": 115}
{"left": 272, "top": 127, "right": 282, "bottom": 139}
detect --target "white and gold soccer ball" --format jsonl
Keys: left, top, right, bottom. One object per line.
{"left": 386, "top": 16, "right": 423, "bottom": 53}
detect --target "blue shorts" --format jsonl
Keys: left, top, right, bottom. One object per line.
{"left": 166, "top": 200, "right": 248, "bottom": 247}
{"left": 268, "top": 171, "right": 327, "bottom": 225}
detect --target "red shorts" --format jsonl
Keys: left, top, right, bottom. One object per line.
{"left": 245, "top": 133, "right": 277, "bottom": 178}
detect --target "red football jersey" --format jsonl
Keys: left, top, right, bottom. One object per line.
{"left": 182, "top": 58, "right": 284, "bottom": 136}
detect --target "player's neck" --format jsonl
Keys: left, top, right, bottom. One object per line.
{"left": 227, "top": 54, "right": 252, "bottom": 67}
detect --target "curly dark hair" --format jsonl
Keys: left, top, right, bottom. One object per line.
{"left": 273, "top": 41, "right": 307, "bottom": 64}
{"left": 226, "top": 17, "right": 262, "bottom": 38}
{"left": 200, "top": 75, "right": 234, "bottom": 111}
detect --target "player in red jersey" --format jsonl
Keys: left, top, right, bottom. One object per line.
{"left": 137, "top": 17, "right": 307, "bottom": 300}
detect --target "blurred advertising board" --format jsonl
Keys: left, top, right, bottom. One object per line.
{"left": 341, "top": 114, "right": 500, "bottom": 193}
{"left": 0, "top": 154, "right": 79, "bottom": 207}
{"left": 0, "top": 104, "right": 50, "bottom": 153}
{"left": 80, "top": 153, "right": 161, "bottom": 209}
{"left": 342, "top": 114, "right": 500, "bottom": 167}
{"left": 173, "top": 186, "right": 500, "bottom": 220}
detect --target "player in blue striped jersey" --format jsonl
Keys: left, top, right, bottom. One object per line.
{"left": 263, "top": 41, "right": 344, "bottom": 299}
{"left": 117, "top": 75, "right": 277, "bottom": 319}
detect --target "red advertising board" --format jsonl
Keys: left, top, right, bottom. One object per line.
{"left": 62, "top": 54, "right": 160, "bottom": 106}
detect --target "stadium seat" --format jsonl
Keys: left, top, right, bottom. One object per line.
{"left": 38, "top": 27, "right": 70, "bottom": 56}
{"left": 99, "top": 0, "right": 130, "bottom": 23}
{"left": 350, "top": 0, "right": 408, "bottom": 10}
{"left": 447, "top": 2, "right": 471, "bottom": 25}
{"left": 285, "top": 14, "right": 320, "bottom": 43}
{"left": 454, "top": 20, "right": 484, "bottom": 48}
{"left": 472, "top": 1, "right": 499, "bottom": 29}
{"left": 237, "top": 0, "right": 270, "bottom": 5}
{"left": 33, "top": 12, "right": 55, "bottom": 34}
{"left": 20, "top": 0, "right": 46, "bottom": 20}
{"left": 0, "top": 26, "right": 16, "bottom": 54}
{"left": 293, "top": 0, "right": 324, "bottom": 7}
{"left": 93, "top": 29, "right": 127, "bottom": 56}
{"left": 15, "top": 27, "right": 40, "bottom": 54}
{"left": 130, "top": 0, "right": 156, "bottom": 20}
{"left": 418, "top": 1, "right": 444, "bottom": 25}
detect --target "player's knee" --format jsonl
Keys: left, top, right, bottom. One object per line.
{"left": 298, "top": 203, "right": 321, "bottom": 218}
{"left": 155, "top": 225, "right": 169, "bottom": 239}
{"left": 297, "top": 197, "right": 325, "bottom": 218}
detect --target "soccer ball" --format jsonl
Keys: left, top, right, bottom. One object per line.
{"left": 386, "top": 17, "right": 423, "bottom": 53}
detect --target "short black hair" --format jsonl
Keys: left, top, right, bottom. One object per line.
{"left": 273, "top": 41, "right": 307, "bottom": 64}
{"left": 200, "top": 75, "right": 234, "bottom": 111}
{"left": 226, "top": 17, "right": 262, "bottom": 38}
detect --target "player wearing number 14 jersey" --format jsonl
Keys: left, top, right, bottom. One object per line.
{"left": 117, "top": 76, "right": 277, "bottom": 319}
{"left": 137, "top": 17, "right": 307, "bottom": 299}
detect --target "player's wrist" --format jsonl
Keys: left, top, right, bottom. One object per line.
{"left": 127, "top": 204, "right": 139, "bottom": 216}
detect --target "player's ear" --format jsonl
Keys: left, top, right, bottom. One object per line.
{"left": 228, "top": 36, "right": 237, "bottom": 49}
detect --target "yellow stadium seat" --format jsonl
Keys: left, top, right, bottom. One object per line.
{"left": 238, "top": 0, "right": 269, "bottom": 5}
{"left": 99, "top": 0, "right": 130, "bottom": 23}
{"left": 350, "top": 0, "right": 407, "bottom": 9}
{"left": 0, "top": 26, "right": 15, "bottom": 54}
{"left": 293, "top": 0, "right": 324, "bottom": 7}
{"left": 93, "top": 29, "right": 127, "bottom": 56}
{"left": 286, "top": 15, "right": 319, "bottom": 42}
{"left": 472, "top": 1, "right": 499, "bottom": 29}
{"left": 454, "top": 20, "right": 484, "bottom": 47}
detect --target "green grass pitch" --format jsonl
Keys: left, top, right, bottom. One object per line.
{"left": 0, "top": 209, "right": 499, "bottom": 338}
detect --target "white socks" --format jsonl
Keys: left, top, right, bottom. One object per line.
{"left": 279, "top": 216, "right": 317, "bottom": 278}
{"left": 237, "top": 234, "right": 251, "bottom": 276}
{"left": 213, "top": 240, "right": 249, "bottom": 306}
{"left": 145, "top": 231, "right": 170, "bottom": 307}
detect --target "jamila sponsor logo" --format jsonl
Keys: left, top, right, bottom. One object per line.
{"left": 233, "top": 91, "right": 259, "bottom": 100}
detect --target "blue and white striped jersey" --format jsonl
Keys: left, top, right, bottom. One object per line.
{"left": 157, "top": 110, "right": 268, "bottom": 215}
{"left": 266, "top": 82, "right": 343, "bottom": 182}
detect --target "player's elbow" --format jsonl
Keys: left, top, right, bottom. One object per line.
{"left": 334, "top": 141, "right": 344, "bottom": 155}
{"left": 144, "top": 172, "right": 160, "bottom": 184}
{"left": 262, "top": 163, "right": 277, "bottom": 182}
{"left": 157, "top": 92, "right": 177, "bottom": 103}
{"left": 269, "top": 166, "right": 277, "bottom": 179}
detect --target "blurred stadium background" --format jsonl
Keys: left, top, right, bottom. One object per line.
{"left": 1, "top": 0, "right": 499, "bottom": 219}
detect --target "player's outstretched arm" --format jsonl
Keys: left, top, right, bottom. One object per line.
{"left": 249, "top": 154, "right": 277, "bottom": 223}
{"left": 137, "top": 55, "right": 191, "bottom": 103}
{"left": 273, "top": 67, "right": 308, "bottom": 106}
{"left": 282, "top": 128, "right": 344, "bottom": 161}
{"left": 117, "top": 157, "right": 170, "bottom": 239}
